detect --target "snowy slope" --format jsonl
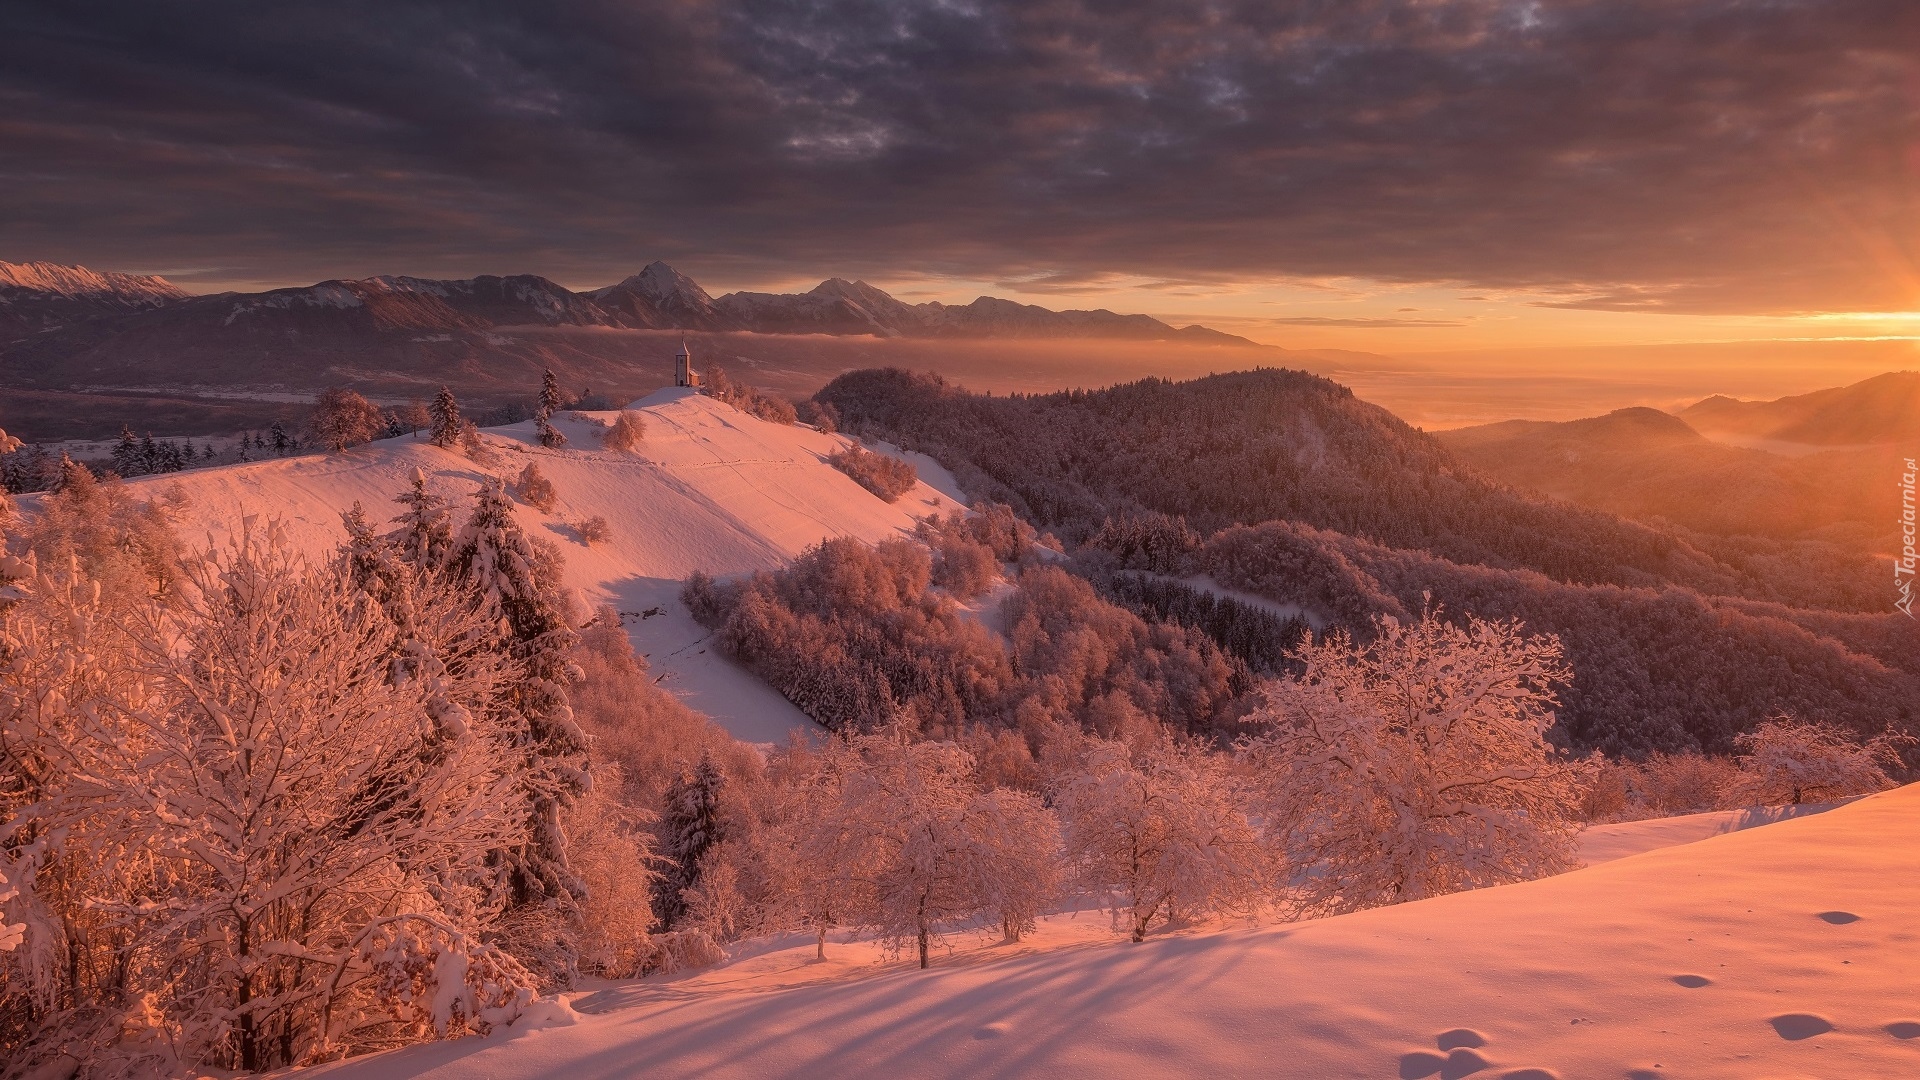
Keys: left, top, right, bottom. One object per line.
{"left": 306, "top": 782, "right": 1920, "bottom": 1080}
{"left": 106, "top": 387, "right": 963, "bottom": 742}
{"left": 1579, "top": 800, "right": 1855, "bottom": 865}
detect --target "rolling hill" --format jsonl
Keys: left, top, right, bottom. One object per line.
{"left": 64, "top": 387, "right": 965, "bottom": 742}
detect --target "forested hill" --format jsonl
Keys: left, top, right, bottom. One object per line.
{"left": 816, "top": 367, "right": 1881, "bottom": 613}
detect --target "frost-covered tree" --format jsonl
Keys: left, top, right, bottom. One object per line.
{"left": 540, "top": 368, "right": 567, "bottom": 416}
{"left": 309, "top": 386, "right": 389, "bottom": 452}
{"left": 1053, "top": 738, "right": 1267, "bottom": 941}
{"left": 963, "top": 787, "right": 1061, "bottom": 942}
{"left": 779, "top": 733, "right": 1054, "bottom": 967}
{"left": 109, "top": 425, "right": 141, "bottom": 476}
{"left": 0, "top": 531, "right": 540, "bottom": 1073}
{"left": 602, "top": 410, "right": 646, "bottom": 452}
{"left": 535, "top": 413, "right": 568, "bottom": 449}
{"left": 449, "top": 478, "right": 589, "bottom": 903}
{"left": 429, "top": 386, "right": 463, "bottom": 448}
{"left": 1241, "top": 608, "right": 1584, "bottom": 915}
{"left": 655, "top": 752, "right": 727, "bottom": 930}
{"left": 389, "top": 467, "right": 453, "bottom": 567}
{"left": 536, "top": 370, "right": 569, "bottom": 449}
{"left": 395, "top": 398, "right": 433, "bottom": 438}
{"left": 1726, "top": 716, "right": 1904, "bottom": 806}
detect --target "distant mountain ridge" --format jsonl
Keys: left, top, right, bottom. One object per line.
{"left": 1679, "top": 371, "right": 1920, "bottom": 446}
{"left": 0, "top": 260, "right": 188, "bottom": 334}
{"left": 1, "top": 258, "right": 1256, "bottom": 345}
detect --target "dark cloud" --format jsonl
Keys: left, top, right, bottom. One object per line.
{"left": 1, "top": 0, "right": 1916, "bottom": 312}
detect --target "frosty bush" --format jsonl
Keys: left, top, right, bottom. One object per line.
{"left": 516, "top": 461, "right": 559, "bottom": 512}
{"left": 828, "top": 445, "right": 918, "bottom": 502}
{"left": 1241, "top": 608, "right": 1585, "bottom": 914}
{"left": 578, "top": 515, "right": 612, "bottom": 546}
{"left": 1726, "top": 716, "right": 1904, "bottom": 806}
{"left": 602, "top": 410, "right": 647, "bottom": 452}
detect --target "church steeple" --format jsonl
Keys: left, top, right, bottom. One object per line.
{"left": 674, "top": 340, "right": 701, "bottom": 388}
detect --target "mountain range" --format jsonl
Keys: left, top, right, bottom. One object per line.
{"left": 1677, "top": 370, "right": 1920, "bottom": 446}
{"left": 0, "top": 259, "right": 1253, "bottom": 344}
{"left": 1438, "top": 402, "right": 1903, "bottom": 553}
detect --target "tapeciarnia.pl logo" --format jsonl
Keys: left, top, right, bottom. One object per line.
{"left": 1899, "top": 457, "right": 1917, "bottom": 618}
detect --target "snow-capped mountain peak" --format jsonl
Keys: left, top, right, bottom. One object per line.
{"left": 0, "top": 260, "right": 188, "bottom": 305}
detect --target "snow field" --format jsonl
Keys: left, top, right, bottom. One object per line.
{"left": 303, "top": 783, "right": 1920, "bottom": 1080}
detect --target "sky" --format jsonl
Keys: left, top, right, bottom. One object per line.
{"left": 3, "top": 0, "right": 1920, "bottom": 360}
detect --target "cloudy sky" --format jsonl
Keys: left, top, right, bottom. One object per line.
{"left": 3, "top": 0, "right": 1918, "bottom": 352}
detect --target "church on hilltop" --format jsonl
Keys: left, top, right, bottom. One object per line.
{"left": 675, "top": 341, "right": 702, "bottom": 389}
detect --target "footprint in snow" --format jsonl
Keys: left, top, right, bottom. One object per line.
{"left": 1398, "top": 1049, "right": 1491, "bottom": 1079}
{"left": 1816, "top": 911, "right": 1861, "bottom": 924}
{"left": 1671, "top": 974, "right": 1712, "bottom": 988}
{"left": 1769, "top": 1013, "right": 1834, "bottom": 1041}
{"left": 1437, "top": 1029, "right": 1487, "bottom": 1051}
{"left": 1885, "top": 1021, "right": 1920, "bottom": 1040}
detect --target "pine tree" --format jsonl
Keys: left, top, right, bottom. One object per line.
{"left": 269, "top": 420, "right": 290, "bottom": 454}
{"left": 655, "top": 753, "right": 726, "bottom": 930}
{"left": 388, "top": 467, "right": 453, "bottom": 568}
{"left": 110, "top": 425, "right": 141, "bottom": 476}
{"left": 429, "top": 387, "right": 463, "bottom": 448}
{"left": 449, "top": 478, "right": 589, "bottom": 903}
{"left": 539, "top": 369, "right": 566, "bottom": 417}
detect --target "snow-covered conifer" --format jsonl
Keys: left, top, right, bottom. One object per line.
{"left": 429, "top": 386, "right": 464, "bottom": 448}
{"left": 1241, "top": 608, "right": 1583, "bottom": 915}
{"left": 535, "top": 413, "right": 569, "bottom": 449}
{"left": 109, "top": 425, "right": 141, "bottom": 476}
{"left": 449, "top": 478, "right": 590, "bottom": 903}
{"left": 389, "top": 467, "right": 453, "bottom": 567}
{"left": 655, "top": 752, "right": 727, "bottom": 929}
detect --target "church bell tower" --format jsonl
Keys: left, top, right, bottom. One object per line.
{"left": 674, "top": 341, "right": 701, "bottom": 388}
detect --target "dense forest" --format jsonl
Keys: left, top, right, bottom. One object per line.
{"left": 817, "top": 367, "right": 1883, "bottom": 612}
{"left": 817, "top": 368, "right": 1919, "bottom": 756}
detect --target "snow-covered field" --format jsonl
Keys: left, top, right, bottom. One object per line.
{"left": 300, "top": 784, "right": 1920, "bottom": 1080}
{"left": 108, "top": 387, "right": 963, "bottom": 742}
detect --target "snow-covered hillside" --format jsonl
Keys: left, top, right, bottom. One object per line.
{"left": 106, "top": 387, "right": 964, "bottom": 741}
{"left": 302, "top": 782, "right": 1920, "bottom": 1080}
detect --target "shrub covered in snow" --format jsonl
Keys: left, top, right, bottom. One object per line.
{"left": 828, "top": 445, "right": 918, "bottom": 502}
{"left": 517, "top": 461, "right": 559, "bottom": 512}
{"left": 602, "top": 410, "right": 647, "bottom": 452}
